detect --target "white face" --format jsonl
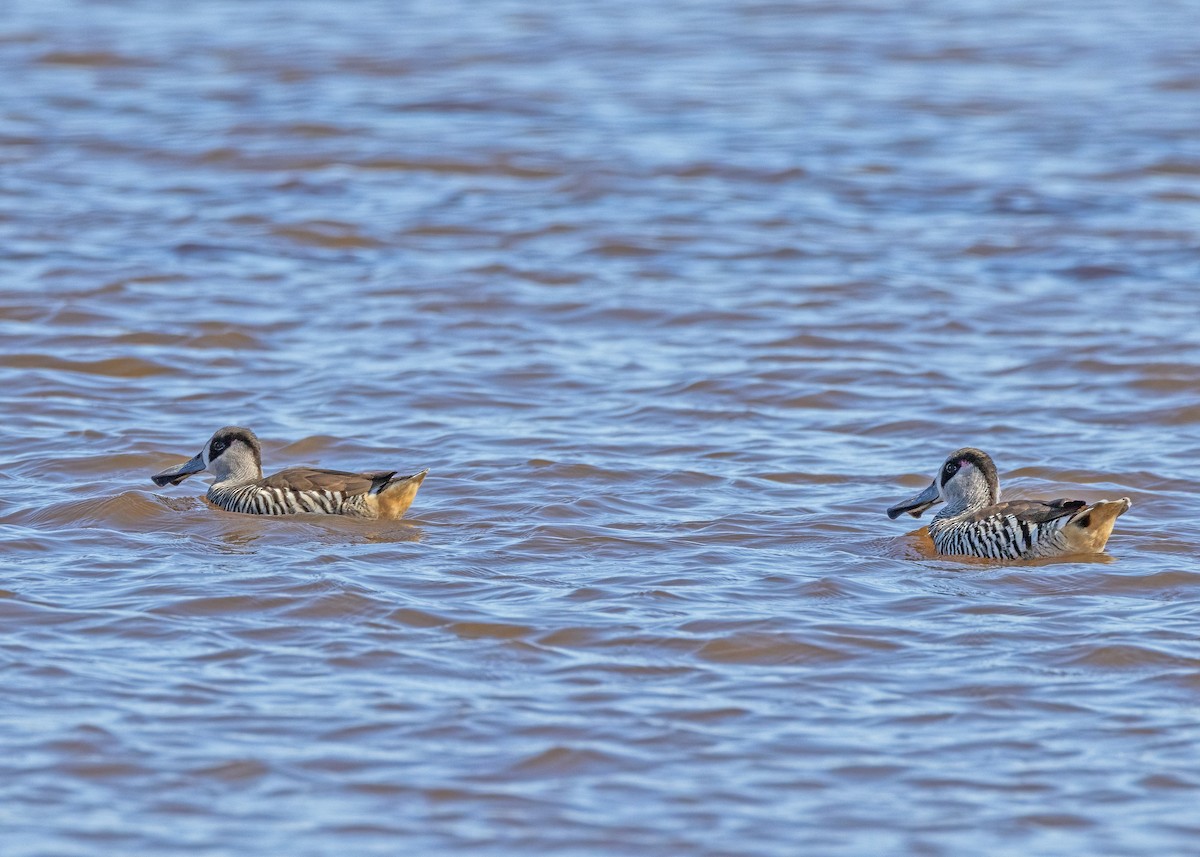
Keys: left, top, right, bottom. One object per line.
{"left": 201, "top": 431, "right": 261, "bottom": 482}
{"left": 203, "top": 434, "right": 232, "bottom": 467}
{"left": 937, "top": 456, "right": 996, "bottom": 508}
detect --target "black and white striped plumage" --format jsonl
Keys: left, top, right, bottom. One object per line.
{"left": 208, "top": 482, "right": 352, "bottom": 516}
{"left": 152, "top": 426, "right": 427, "bottom": 520}
{"left": 887, "top": 448, "right": 1131, "bottom": 560}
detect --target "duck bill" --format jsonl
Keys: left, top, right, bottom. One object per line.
{"left": 887, "top": 480, "right": 941, "bottom": 519}
{"left": 152, "top": 452, "right": 207, "bottom": 487}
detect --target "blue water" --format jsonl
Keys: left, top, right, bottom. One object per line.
{"left": 2, "top": 1, "right": 1200, "bottom": 854}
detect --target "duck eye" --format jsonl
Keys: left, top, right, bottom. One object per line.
{"left": 944, "top": 461, "right": 959, "bottom": 476}
{"left": 212, "top": 439, "right": 226, "bottom": 452}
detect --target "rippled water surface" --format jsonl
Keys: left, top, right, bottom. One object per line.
{"left": 3, "top": 1, "right": 1200, "bottom": 854}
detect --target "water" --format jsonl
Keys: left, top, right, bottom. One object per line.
{"left": 3, "top": 1, "right": 1200, "bottom": 854}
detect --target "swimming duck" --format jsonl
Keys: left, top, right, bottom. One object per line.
{"left": 152, "top": 426, "right": 427, "bottom": 519}
{"left": 887, "top": 448, "right": 1130, "bottom": 559}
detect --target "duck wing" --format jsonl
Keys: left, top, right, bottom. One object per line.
{"left": 967, "top": 498, "right": 1086, "bottom": 524}
{"left": 260, "top": 467, "right": 397, "bottom": 497}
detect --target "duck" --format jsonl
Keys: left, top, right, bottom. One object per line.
{"left": 887, "top": 448, "right": 1130, "bottom": 560}
{"left": 152, "top": 426, "right": 427, "bottom": 520}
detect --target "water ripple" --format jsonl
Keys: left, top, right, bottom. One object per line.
{"left": 2, "top": 1, "right": 1199, "bottom": 855}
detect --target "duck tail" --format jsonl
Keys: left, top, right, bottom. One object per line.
{"left": 375, "top": 469, "right": 428, "bottom": 520}
{"left": 1063, "top": 498, "right": 1131, "bottom": 553}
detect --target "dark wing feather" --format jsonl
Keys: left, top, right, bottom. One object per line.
{"left": 260, "top": 467, "right": 397, "bottom": 496}
{"left": 967, "top": 498, "right": 1086, "bottom": 525}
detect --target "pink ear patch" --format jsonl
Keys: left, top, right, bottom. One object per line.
{"left": 959, "top": 459, "right": 971, "bottom": 471}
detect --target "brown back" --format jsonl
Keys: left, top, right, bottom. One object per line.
{"left": 967, "top": 498, "right": 1085, "bottom": 525}
{"left": 260, "top": 468, "right": 397, "bottom": 496}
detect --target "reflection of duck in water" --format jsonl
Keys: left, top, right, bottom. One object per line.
{"left": 888, "top": 448, "right": 1130, "bottom": 560}
{"left": 153, "top": 426, "right": 427, "bottom": 519}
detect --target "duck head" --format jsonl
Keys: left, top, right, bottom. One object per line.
{"left": 152, "top": 426, "right": 264, "bottom": 487}
{"left": 887, "top": 447, "right": 999, "bottom": 519}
